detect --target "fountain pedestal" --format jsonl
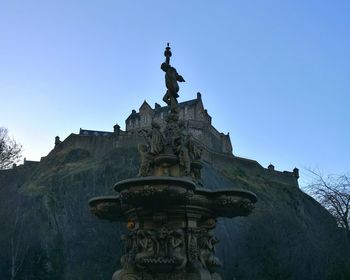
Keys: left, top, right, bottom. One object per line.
{"left": 90, "top": 175, "right": 256, "bottom": 280}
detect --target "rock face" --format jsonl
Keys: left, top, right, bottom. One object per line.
{"left": 0, "top": 135, "right": 349, "bottom": 280}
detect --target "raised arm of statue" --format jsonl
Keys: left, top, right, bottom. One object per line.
{"left": 177, "top": 74, "right": 185, "bottom": 83}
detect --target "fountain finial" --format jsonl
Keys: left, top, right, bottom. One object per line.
{"left": 164, "top": 43, "right": 172, "bottom": 65}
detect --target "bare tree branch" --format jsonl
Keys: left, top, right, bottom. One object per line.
{"left": 0, "top": 127, "right": 22, "bottom": 170}
{"left": 305, "top": 169, "right": 350, "bottom": 241}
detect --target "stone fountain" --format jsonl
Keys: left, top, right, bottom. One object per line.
{"left": 89, "top": 44, "right": 257, "bottom": 280}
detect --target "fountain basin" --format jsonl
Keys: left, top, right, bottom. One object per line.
{"left": 89, "top": 176, "right": 257, "bottom": 222}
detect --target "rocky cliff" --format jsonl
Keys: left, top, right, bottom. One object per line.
{"left": 0, "top": 136, "right": 349, "bottom": 280}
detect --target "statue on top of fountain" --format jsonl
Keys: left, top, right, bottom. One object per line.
{"left": 136, "top": 44, "right": 203, "bottom": 182}
{"left": 161, "top": 43, "right": 185, "bottom": 113}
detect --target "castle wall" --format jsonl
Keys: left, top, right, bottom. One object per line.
{"left": 1, "top": 127, "right": 298, "bottom": 189}
{"left": 51, "top": 134, "right": 115, "bottom": 158}
{"left": 208, "top": 152, "right": 299, "bottom": 188}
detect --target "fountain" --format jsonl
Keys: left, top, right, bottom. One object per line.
{"left": 89, "top": 44, "right": 257, "bottom": 280}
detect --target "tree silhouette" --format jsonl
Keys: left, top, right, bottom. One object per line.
{"left": 307, "top": 170, "right": 350, "bottom": 242}
{"left": 0, "top": 127, "right": 22, "bottom": 170}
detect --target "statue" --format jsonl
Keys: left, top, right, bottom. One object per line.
{"left": 149, "top": 121, "right": 164, "bottom": 155}
{"left": 174, "top": 121, "right": 191, "bottom": 176}
{"left": 137, "top": 121, "right": 165, "bottom": 176}
{"left": 161, "top": 43, "right": 185, "bottom": 113}
{"left": 139, "top": 121, "right": 164, "bottom": 156}
{"left": 177, "top": 134, "right": 191, "bottom": 176}
{"left": 198, "top": 231, "right": 222, "bottom": 274}
{"left": 189, "top": 140, "right": 203, "bottom": 183}
{"left": 137, "top": 144, "right": 153, "bottom": 176}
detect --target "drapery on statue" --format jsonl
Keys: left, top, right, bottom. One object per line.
{"left": 161, "top": 43, "right": 185, "bottom": 113}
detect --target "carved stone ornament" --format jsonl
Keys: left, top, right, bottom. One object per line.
{"left": 89, "top": 45, "right": 257, "bottom": 280}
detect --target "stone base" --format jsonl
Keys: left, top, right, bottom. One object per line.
{"left": 112, "top": 263, "right": 222, "bottom": 280}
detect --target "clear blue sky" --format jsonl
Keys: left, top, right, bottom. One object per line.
{"left": 0, "top": 1, "right": 349, "bottom": 184}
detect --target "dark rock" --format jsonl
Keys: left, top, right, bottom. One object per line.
{"left": 0, "top": 144, "right": 349, "bottom": 279}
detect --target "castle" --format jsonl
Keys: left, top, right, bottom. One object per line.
{"left": 78, "top": 92, "right": 232, "bottom": 155}
{"left": 2, "top": 42, "right": 299, "bottom": 186}
{"left": 2, "top": 92, "right": 299, "bottom": 186}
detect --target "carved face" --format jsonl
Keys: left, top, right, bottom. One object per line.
{"left": 134, "top": 228, "right": 187, "bottom": 273}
